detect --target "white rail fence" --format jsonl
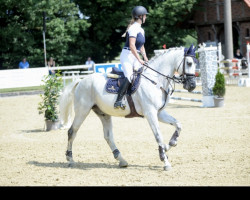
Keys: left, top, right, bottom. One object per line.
{"left": 0, "top": 68, "right": 48, "bottom": 89}
{"left": 0, "top": 63, "right": 122, "bottom": 89}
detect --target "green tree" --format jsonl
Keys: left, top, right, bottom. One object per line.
{"left": 144, "top": 0, "right": 199, "bottom": 53}
{"left": 39, "top": 0, "right": 90, "bottom": 65}
{"left": 0, "top": 0, "right": 200, "bottom": 68}
{"left": 0, "top": 0, "right": 37, "bottom": 68}
{"left": 74, "top": 0, "right": 135, "bottom": 63}
{"left": 74, "top": 0, "right": 200, "bottom": 62}
{"left": 0, "top": 0, "right": 89, "bottom": 69}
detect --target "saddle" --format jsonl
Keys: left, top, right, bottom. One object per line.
{"left": 105, "top": 67, "right": 144, "bottom": 118}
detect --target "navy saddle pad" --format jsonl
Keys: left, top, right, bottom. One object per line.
{"left": 105, "top": 67, "right": 142, "bottom": 95}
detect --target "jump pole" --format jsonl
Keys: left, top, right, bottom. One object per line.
{"left": 170, "top": 96, "right": 202, "bottom": 103}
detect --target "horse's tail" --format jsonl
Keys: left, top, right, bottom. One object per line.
{"left": 59, "top": 79, "right": 81, "bottom": 128}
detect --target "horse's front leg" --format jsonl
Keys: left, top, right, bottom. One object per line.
{"left": 145, "top": 110, "right": 171, "bottom": 171}
{"left": 158, "top": 110, "right": 182, "bottom": 151}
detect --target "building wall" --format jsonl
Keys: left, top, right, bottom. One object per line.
{"left": 194, "top": 0, "right": 250, "bottom": 57}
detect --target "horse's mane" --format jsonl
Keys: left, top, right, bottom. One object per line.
{"left": 148, "top": 47, "right": 185, "bottom": 65}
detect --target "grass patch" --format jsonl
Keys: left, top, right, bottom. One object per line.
{"left": 0, "top": 86, "right": 43, "bottom": 93}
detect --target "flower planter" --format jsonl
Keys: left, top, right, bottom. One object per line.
{"left": 45, "top": 120, "right": 60, "bottom": 131}
{"left": 38, "top": 72, "right": 63, "bottom": 131}
{"left": 213, "top": 96, "right": 224, "bottom": 107}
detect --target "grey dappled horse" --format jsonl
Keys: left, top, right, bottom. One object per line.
{"left": 59, "top": 45, "right": 197, "bottom": 170}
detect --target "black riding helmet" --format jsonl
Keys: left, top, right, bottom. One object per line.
{"left": 132, "top": 6, "right": 149, "bottom": 20}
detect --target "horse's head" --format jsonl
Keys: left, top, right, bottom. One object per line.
{"left": 177, "top": 45, "right": 198, "bottom": 92}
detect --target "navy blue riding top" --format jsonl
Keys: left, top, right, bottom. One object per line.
{"left": 124, "top": 22, "right": 145, "bottom": 51}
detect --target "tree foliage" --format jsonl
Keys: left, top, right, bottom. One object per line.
{"left": 0, "top": 0, "right": 89, "bottom": 69}
{"left": 75, "top": 0, "right": 199, "bottom": 62}
{"left": 0, "top": 0, "right": 200, "bottom": 69}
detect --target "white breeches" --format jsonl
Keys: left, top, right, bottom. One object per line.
{"left": 120, "top": 49, "right": 141, "bottom": 83}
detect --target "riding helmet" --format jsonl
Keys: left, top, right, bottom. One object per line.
{"left": 132, "top": 6, "right": 149, "bottom": 19}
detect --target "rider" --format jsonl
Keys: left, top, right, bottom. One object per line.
{"left": 114, "top": 6, "right": 149, "bottom": 109}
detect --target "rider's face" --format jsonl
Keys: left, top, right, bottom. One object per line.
{"left": 143, "top": 15, "right": 147, "bottom": 23}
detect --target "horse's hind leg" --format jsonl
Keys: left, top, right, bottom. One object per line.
{"left": 158, "top": 110, "right": 182, "bottom": 151}
{"left": 92, "top": 106, "right": 128, "bottom": 167}
{"left": 66, "top": 108, "right": 91, "bottom": 167}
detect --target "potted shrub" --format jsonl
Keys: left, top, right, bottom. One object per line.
{"left": 212, "top": 69, "right": 226, "bottom": 107}
{"left": 38, "top": 71, "right": 63, "bottom": 131}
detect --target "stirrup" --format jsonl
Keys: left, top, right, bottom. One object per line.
{"left": 114, "top": 101, "right": 126, "bottom": 110}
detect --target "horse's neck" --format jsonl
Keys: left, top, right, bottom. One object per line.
{"left": 145, "top": 49, "right": 183, "bottom": 88}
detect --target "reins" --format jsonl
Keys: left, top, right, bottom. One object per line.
{"left": 138, "top": 71, "right": 170, "bottom": 111}
{"left": 141, "top": 60, "right": 184, "bottom": 87}
{"left": 132, "top": 53, "right": 197, "bottom": 110}
{"left": 141, "top": 53, "right": 197, "bottom": 86}
{"left": 134, "top": 61, "right": 183, "bottom": 111}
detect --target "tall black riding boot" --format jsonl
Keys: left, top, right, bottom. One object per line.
{"left": 114, "top": 78, "right": 130, "bottom": 110}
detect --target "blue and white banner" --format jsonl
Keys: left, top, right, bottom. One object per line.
{"left": 94, "top": 63, "right": 122, "bottom": 73}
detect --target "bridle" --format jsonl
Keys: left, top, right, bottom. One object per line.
{"left": 141, "top": 53, "right": 197, "bottom": 86}
{"left": 136, "top": 54, "right": 197, "bottom": 110}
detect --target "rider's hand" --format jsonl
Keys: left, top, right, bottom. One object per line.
{"left": 138, "top": 59, "right": 145, "bottom": 65}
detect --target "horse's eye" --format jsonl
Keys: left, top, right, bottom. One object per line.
{"left": 187, "top": 61, "right": 192, "bottom": 66}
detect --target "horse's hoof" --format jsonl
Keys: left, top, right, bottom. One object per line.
{"left": 68, "top": 162, "right": 75, "bottom": 168}
{"left": 66, "top": 156, "right": 71, "bottom": 161}
{"left": 169, "top": 140, "right": 177, "bottom": 147}
{"left": 119, "top": 161, "right": 128, "bottom": 168}
{"left": 163, "top": 166, "right": 171, "bottom": 171}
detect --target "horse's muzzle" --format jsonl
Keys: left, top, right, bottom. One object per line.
{"left": 183, "top": 76, "right": 196, "bottom": 92}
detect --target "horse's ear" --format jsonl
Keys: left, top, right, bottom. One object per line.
{"left": 189, "top": 44, "right": 194, "bottom": 52}
{"left": 185, "top": 44, "right": 192, "bottom": 55}
{"left": 192, "top": 45, "right": 197, "bottom": 54}
{"left": 193, "top": 45, "right": 197, "bottom": 51}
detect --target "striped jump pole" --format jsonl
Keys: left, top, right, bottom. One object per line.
{"left": 170, "top": 77, "right": 203, "bottom": 103}
{"left": 174, "top": 89, "right": 202, "bottom": 94}
{"left": 170, "top": 84, "right": 203, "bottom": 103}
{"left": 170, "top": 96, "right": 202, "bottom": 103}
{"left": 220, "top": 58, "right": 243, "bottom": 77}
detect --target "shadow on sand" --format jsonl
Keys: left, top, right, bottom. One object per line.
{"left": 27, "top": 160, "right": 162, "bottom": 171}
{"left": 21, "top": 129, "right": 45, "bottom": 133}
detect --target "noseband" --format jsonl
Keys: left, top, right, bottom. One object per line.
{"left": 175, "top": 54, "right": 197, "bottom": 84}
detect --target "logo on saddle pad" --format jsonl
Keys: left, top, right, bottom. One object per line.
{"left": 108, "top": 85, "right": 116, "bottom": 91}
